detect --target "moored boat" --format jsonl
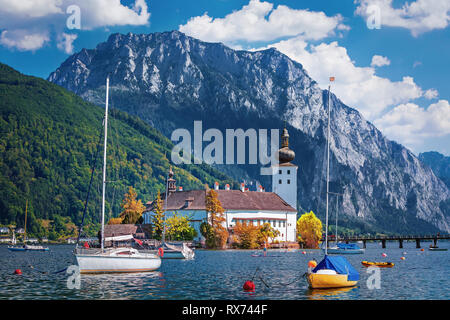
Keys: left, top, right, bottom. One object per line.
{"left": 7, "top": 245, "right": 27, "bottom": 252}
{"left": 24, "top": 245, "right": 49, "bottom": 251}
{"left": 326, "top": 243, "right": 364, "bottom": 254}
{"left": 160, "top": 242, "right": 195, "bottom": 259}
{"left": 429, "top": 246, "right": 447, "bottom": 251}
{"left": 75, "top": 247, "right": 161, "bottom": 274}
{"left": 305, "top": 77, "right": 359, "bottom": 290}
{"left": 306, "top": 256, "right": 359, "bottom": 289}
{"left": 73, "top": 77, "right": 161, "bottom": 274}
{"left": 361, "top": 261, "right": 394, "bottom": 268}
{"left": 7, "top": 200, "right": 49, "bottom": 252}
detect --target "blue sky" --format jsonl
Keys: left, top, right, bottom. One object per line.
{"left": 0, "top": 0, "right": 449, "bottom": 155}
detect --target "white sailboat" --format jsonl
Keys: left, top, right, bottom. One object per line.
{"left": 306, "top": 77, "right": 359, "bottom": 289}
{"left": 8, "top": 199, "right": 49, "bottom": 251}
{"left": 74, "top": 77, "right": 161, "bottom": 273}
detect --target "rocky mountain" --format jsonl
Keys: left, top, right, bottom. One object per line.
{"left": 48, "top": 31, "right": 450, "bottom": 234}
{"left": 419, "top": 152, "right": 450, "bottom": 189}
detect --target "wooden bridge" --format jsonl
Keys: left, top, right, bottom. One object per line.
{"left": 322, "top": 234, "right": 450, "bottom": 249}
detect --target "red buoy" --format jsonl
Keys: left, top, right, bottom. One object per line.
{"left": 243, "top": 280, "right": 255, "bottom": 292}
{"left": 158, "top": 247, "right": 164, "bottom": 257}
{"left": 14, "top": 269, "right": 22, "bottom": 275}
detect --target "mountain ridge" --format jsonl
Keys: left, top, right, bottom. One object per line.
{"left": 419, "top": 151, "right": 450, "bottom": 189}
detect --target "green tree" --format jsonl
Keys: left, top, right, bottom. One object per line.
{"left": 165, "top": 211, "right": 197, "bottom": 241}
{"left": 297, "top": 211, "right": 322, "bottom": 249}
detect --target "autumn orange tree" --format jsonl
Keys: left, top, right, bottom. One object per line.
{"left": 107, "top": 217, "right": 123, "bottom": 225}
{"left": 205, "top": 189, "right": 228, "bottom": 248}
{"left": 233, "top": 221, "right": 260, "bottom": 249}
{"left": 151, "top": 190, "right": 165, "bottom": 240}
{"left": 119, "top": 186, "right": 145, "bottom": 224}
{"left": 297, "top": 211, "right": 322, "bottom": 248}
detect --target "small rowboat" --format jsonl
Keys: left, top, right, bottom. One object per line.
{"left": 429, "top": 246, "right": 447, "bottom": 251}
{"left": 361, "top": 261, "right": 394, "bottom": 268}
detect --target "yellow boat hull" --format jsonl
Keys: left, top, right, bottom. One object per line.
{"left": 306, "top": 273, "right": 358, "bottom": 289}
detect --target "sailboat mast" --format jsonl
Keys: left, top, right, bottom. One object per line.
{"left": 24, "top": 199, "right": 28, "bottom": 243}
{"left": 325, "top": 81, "right": 332, "bottom": 255}
{"left": 162, "top": 169, "right": 169, "bottom": 244}
{"left": 101, "top": 77, "right": 110, "bottom": 250}
{"left": 335, "top": 196, "right": 338, "bottom": 244}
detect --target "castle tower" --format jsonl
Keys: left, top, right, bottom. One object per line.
{"left": 167, "top": 166, "right": 176, "bottom": 193}
{"left": 272, "top": 126, "right": 298, "bottom": 210}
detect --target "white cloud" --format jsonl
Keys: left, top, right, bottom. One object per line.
{"left": 56, "top": 33, "right": 78, "bottom": 54}
{"left": 0, "top": 0, "right": 63, "bottom": 18}
{"left": 179, "top": 0, "right": 348, "bottom": 44}
{"left": 355, "top": 0, "right": 450, "bottom": 36}
{"left": 0, "top": 0, "right": 150, "bottom": 52}
{"left": 265, "top": 37, "right": 423, "bottom": 119}
{"left": 0, "top": 29, "right": 49, "bottom": 51}
{"left": 373, "top": 100, "right": 450, "bottom": 151}
{"left": 424, "top": 88, "right": 439, "bottom": 99}
{"left": 77, "top": 0, "right": 150, "bottom": 30}
{"left": 370, "top": 55, "right": 390, "bottom": 67}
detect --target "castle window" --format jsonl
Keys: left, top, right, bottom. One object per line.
{"left": 279, "top": 179, "right": 282, "bottom": 184}
{"left": 279, "top": 169, "right": 282, "bottom": 174}
{"left": 287, "top": 170, "right": 290, "bottom": 174}
{"left": 287, "top": 179, "right": 290, "bottom": 184}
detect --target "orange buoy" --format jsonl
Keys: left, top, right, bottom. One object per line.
{"left": 14, "top": 269, "right": 22, "bottom": 275}
{"left": 243, "top": 280, "right": 255, "bottom": 292}
{"left": 158, "top": 247, "right": 164, "bottom": 257}
{"left": 420, "top": 248, "right": 424, "bottom": 251}
{"left": 400, "top": 257, "right": 405, "bottom": 260}
{"left": 308, "top": 260, "right": 317, "bottom": 268}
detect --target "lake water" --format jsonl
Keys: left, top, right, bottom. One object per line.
{"left": 0, "top": 241, "right": 448, "bottom": 300}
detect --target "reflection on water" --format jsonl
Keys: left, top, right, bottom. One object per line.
{"left": 307, "top": 286, "right": 357, "bottom": 300}
{"left": 0, "top": 242, "right": 449, "bottom": 300}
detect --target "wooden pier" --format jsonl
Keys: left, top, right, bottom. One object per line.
{"left": 323, "top": 234, "right": 450, "bottom": 249}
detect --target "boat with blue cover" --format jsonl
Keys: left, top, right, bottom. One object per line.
{"left": 307, "top": 255, "right": 359, "bottom": 289}
{"left": 326, "top": 243, "right": 364, "bottom": 254}
{"left": 305, "top": 77, "right": 359, "bottom": 289}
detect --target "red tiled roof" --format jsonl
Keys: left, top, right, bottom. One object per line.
{"left": 145, "top": 189, "right": 296, "bottom": 212}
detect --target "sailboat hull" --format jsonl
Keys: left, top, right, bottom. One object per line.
{"left": 161, "top": 251, "right": 186, "bottom": 259}
{"left": 8, "top": 246, "right": 27, "bottom": 252}
{"left": 306, "top": 273, "right": 357, "bottom": 289}
{"left": 76, "top": 250, "right": 161, "bottom": 274}
{"left": 324, "top": 248, "right": 364, "bottom": 254}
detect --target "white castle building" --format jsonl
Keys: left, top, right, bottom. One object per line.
{"left": 143, "top": 126, "right": 298, "bottom": 243}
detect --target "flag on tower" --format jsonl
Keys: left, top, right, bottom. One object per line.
{"left": 329, "top": 77, "right": 335, "bottom": 82}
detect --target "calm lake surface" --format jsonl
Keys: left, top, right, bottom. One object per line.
{"left": 0, "top": 241, "right": 448, "bottom": 300}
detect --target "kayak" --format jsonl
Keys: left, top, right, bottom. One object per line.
{"left": 361, "top": 261, "right": 394, "bottom": 268}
